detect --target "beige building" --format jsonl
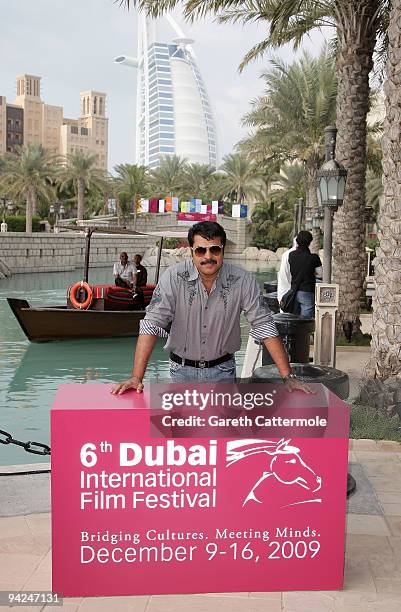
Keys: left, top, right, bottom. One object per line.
{"left": 0, "top": 75, "right": 108, "bottom": 170}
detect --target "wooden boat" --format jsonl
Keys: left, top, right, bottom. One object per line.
{"left": 7, "top": 226, "right": 188, "bottom": 342}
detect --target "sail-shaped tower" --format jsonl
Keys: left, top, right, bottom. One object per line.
{"left": 115, "top": 13, "right": 218, "bottom": 169}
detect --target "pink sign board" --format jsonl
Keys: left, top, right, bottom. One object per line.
{"left": 51, "top": 383, "right": 349, "bottom": 598}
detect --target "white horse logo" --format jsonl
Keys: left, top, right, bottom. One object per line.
{"left": 226, "top": 438, "right": 322, "bottom": 507}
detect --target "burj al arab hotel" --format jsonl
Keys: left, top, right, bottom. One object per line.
{"left": 114, "top": 13, "right": 218, "bottom": 169}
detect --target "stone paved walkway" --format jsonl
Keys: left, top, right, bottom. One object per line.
{"left": 1, "top": 439, "right": 401, "bottom": 611}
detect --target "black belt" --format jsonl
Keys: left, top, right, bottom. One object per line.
{"left": 170, "top": 352, "right": 233, "bottom": 369}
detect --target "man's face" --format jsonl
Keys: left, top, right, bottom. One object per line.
{"left": 191, "top": 234, "right": 224, "bottom": 276}
{"left": 120, "top": 253, "right": 128, "bottom": 265}
{"left": 134, "top": 255, "right": 140, "bottom": 266}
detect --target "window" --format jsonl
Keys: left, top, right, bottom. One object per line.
{"left": 157, "top": 79, "right": 172, "bottom": 86}
{"left": 159, "top": 134, "right": 174, "bottom": 141}
{"left": 70, "top": 125, "right": 78, "bottom": 134}
{"left": 160, "top": 119, "right": 174, "bottom": 126}
{"left": 159, "top": 92, "right": 172, "bottom": 99}
{"left": 160, "top": 146, "right": 174, "bottom": 152}
{"left": 159, "top": 106, "right": 173, "bottom": 112}
{"left": 155, "top": 66, "right": 171, "bottom": 73}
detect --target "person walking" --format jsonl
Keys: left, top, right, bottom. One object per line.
{"left": 112, "top": 222, "right": 310, "bottom": 395}
{"left": 288, "top": 231, "right": 323, "bottom": 317}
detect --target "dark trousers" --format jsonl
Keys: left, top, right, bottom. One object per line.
{"left": 115, "top": 277, "right": 131, "bottom": 289}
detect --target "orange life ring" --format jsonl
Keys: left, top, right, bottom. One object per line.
{"left": 69, "top": 281, "right": 93, "bottom": 310}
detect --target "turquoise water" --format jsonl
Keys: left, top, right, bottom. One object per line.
{"left": 0, "top": 261, "right": 277, "bottom": 465}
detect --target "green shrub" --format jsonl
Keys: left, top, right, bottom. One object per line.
{"left": 5, "top": 215, "right": 41, "bottom": 232}
{"left": 349, "top": 403, "right": 401, "bottom": 442}
{"left": 336, "top": 333, "right": 372, "bottom": 347}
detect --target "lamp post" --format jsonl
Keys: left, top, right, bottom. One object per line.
{"left": 49, "top": 202, "right": 65, "bottom": 231}
{"left": 304, "top": 202, "right": 313, "bottom": 231}
{"left": 316, "top": 126, "right": 348, "bottom": 283}
{"left": 296, "top": 197, "right": 304, "bottom": 235}
{"left": 1, "top": 197, "right": 7, "bottom": 233}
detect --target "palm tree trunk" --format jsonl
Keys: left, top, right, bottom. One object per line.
{"left": 305, "top": 158, "right": 320, "bottom": 253}
{"left": 133, "top": 196, "right": 138, "bottom": 230}
{"left": 332, "top": 0, "right": 378, "bottom": 337}
{"left": 366, "top": 0, "right": 401, "bottom": 379}
{"left": 77, "top": 179, "right": 85, "bottom": 220}
{"left": 25, "top": 191, "right": 33, "bottom": 233}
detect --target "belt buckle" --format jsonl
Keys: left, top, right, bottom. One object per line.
{"left": 198, "top": 360, "right": 206, "bottom": 369}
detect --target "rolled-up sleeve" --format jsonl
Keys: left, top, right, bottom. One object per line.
{"left": 139, "top": 268, "right": 176, "bottom": 337}
{"left": 241, "top": 275, "right": 279, "bottom": 341}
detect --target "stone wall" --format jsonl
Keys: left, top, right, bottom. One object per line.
{"left": 0, "top": 215, "right": 252, "bottom": 275}
{"left": 79, "top": 213, "right": 251, "bottom": 255}
{"left": 0, "top": 232, "right": 157, "bottom": 275}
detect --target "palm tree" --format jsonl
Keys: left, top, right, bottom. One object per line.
{"left": 119, "top": 0, "right": 389, "bottom": 335}
{"left": 271, "top": 163, "right": 306, "bottom": 204}
{"left": 181, "top": 163, "right": 216, "bottom": 199}
{"left": 367, "top": 0, "right": 401, "bottom": 380}
{"left": 114, "top": 163, "right": 149, "bottom": 228}
{"left": 59, "top": 151, "right": 106, "bottom": 221}
{"left": 240, "top": 47, "right": 336, "bottom": 250}
{"left": 251, "top": 199, "right": 294, "bottom": 251}
{"left": 149, "top": 155, "right": 188, "bottom": 196}
{"left": 0, "top": 144, "right": 58, "bottom": 232}
{"left": 220, "top": 153, "right": 261, "bottom": 203}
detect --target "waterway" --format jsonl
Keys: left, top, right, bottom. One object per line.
{"left": 0, "top": 261, "right": 277, "bottom": 465}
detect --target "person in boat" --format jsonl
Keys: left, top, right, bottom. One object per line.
{"left": 112, "top": 221, "right": 310, "bottom": 395}
{"left": 113, "top": 252, "right": 135, "bottom": 289}
{"left": 133, "top": 254, "right": 148, "bottom": 288}
{"left": 132, "top": 254, "right": 148, "bottom": 305}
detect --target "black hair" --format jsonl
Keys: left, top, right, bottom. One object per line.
{"left": 187, "top": 221, "right": 227, "bottom": 248}
{"left": 134, "top": 254, "right": 142, "bottom": 261}
{"left": 120, "top": 251, "right": 128, "bottom": 258}
{"left": 296, "top": 231, "right": 313, "bottom": 248}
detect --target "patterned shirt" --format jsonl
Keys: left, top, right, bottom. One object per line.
{"left": 140, "top": 259, "right": 278, "bottom": 361}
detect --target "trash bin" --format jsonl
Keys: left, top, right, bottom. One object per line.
{"left": 264, "top": 281, "right": 277, "bottom": 294}
{"left": 262, "top": 292, "right": 279, "bottom": 314}
{"left": 251, "top": 363, "right": 350, "bottom": 400}
{"left": 262, "top": 313, "right": 315, "bottom": 365}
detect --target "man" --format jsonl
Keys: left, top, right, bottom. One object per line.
{"left": 112, "top": 221, "right": 309, "bottom": 395}
{"left": 113, "top": 252, "right": 135, "bottom": 289}
{"left": 133, "top": 254, "right": 148, "bottom": 289}
{"left": 132, "top": 253, "right": 148, "bottom": 303}
{"left": 277, "top": 237, "right": 297, "bottom": 306}
{"left": 288, "top": 231, "right": 323, "bottom": 317}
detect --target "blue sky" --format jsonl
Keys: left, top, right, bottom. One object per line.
{"left": 0, "top": 0, "right": 328, "bottom": 171}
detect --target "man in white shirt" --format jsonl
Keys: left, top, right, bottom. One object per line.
{"left": 277, "top": 238, "right": 297, "bottom": 304}
{"left": 113, "top": 252, "right": 135, "bottom": 289}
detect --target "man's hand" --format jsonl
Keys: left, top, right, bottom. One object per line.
{"left": 111, "top": 376, "right": 144, "bottom": 395}
{"left": 283, "top": 377, "right": 314, "bottom": 394}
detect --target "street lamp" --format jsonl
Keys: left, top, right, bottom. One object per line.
{"left": 304, "top": 202, "right": 313, "bottom": 231}
{"left": 49, "top": 202, "right": 65, "bottom": 230}
{"left": 316, "top": 126, "right": 348, "bottom": 283}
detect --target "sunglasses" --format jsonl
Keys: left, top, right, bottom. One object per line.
{"left": 191, "top": 245, "right": 224, "bottom": 257}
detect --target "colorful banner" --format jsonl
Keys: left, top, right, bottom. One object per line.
{"left": 51, "top": 383, "right": 349, "bottom": 598}
{"left": 177, "top": 212, "right": 217, "bottom": 225}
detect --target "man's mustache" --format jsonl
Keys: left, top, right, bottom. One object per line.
{"left": 201, "top": 259, "right": 217, "bottom": 265}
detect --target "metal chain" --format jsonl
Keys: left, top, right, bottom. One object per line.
{"left": 0, "top": 430, "right": 51, "bottom": 456}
